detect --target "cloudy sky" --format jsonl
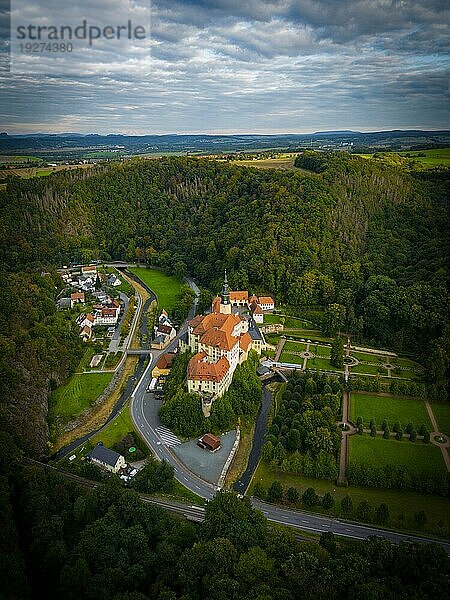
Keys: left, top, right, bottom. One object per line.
{"left": 1, "top": 0, "right": 449, "bottom": 134}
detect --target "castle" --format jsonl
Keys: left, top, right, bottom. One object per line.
{"left": 180, "top": 271, "right": 273, "bottom": 416}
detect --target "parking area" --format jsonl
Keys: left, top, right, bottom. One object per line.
{"left": 172, "top": 430, "right": 237, "bottom": 484}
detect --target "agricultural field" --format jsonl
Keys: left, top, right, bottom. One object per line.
{"left": 0, "top": 163, "right": 93, "bottom": 178}
{"left": 349, "top": 393, "right": 432, "bottom": 430}
{"left": 129, "top": 267, "right": 183, "bottom": 314}
{"left": 0, "top": 154, "right": 41, "bottom": 164}
{"left": 356, "top": 148, "right": 450, "bottom": 169}
{"left": 348, "top": 435, "right": 446, "bottom": 475}
{"left": 398, "top": 147, "right": 450, "bottom": 167}
{"left": 230, "top": 157, "right": 296, "bottom": 169}
{"left": 50, "top": 372, "right": 113, "bottom": 421}
{"left": 431, "top": 403, "right": 450, "bottom": 436}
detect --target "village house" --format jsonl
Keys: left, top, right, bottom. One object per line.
{"left": 94, "top": 307, "right": 119, "bottom": 326}
{"left": 57, "top": 297, "right": 72, "bottom": 310}
{"left": 151, "top": 310, "right": 177, "bottom": 349}
{"left": 108, "top": 274, "right": 122, "bottom": 287}
{"left": 86, "top": 444, "right": 126, "bottom": 473}
{"left": 81, "top": 264, "right": 97, "bottom": 276}
{"left": 151, "top": 353, "right": 175, "bottom": 379}
{"left": 70, "top": 291, "right": 85, "bottom": 304}
{"left": 80, "top": 325, "right": 92, "bottom": 342}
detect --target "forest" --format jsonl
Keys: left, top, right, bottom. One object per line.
{"left": 1, "top": 444, "right": 449, "bottom": 600}
{"left": 0, "top": 151, "right": 448, "bottom": 455}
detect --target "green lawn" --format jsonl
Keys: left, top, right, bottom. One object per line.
{"left": 350, "top": 393, "right": 432, "bottom": 430}
{"left": 50, "top": 372, "right": 113, "bottom": 421}
{"left": 431, "top": 403, "right": 450, "bottom": 437}
{"left": 264, "top": 314, "right": 316, "bottom": 329}
{"left": 129, "top": 267, "right": 183, "bottom": 314}
{"left": 283, "top": 340, "right": 308, "bottom": 353}
{"left": 283, "top": 330, "right": 332, "bottom": 343}
{"left": 265, "top": 333, "right": 281, "bottom": 345}
{"left": 313, "top": 344, "right": 331, "bottom": 358}
{"left": 279, "top": 352, "right": 304, "bottom": 365}
{"left": 350, "top": 363, "right": 385, "bottom": 375}
{"left": 307, "top": 356, "right": 342, "bottom": 372}
{"left": 391, "top": 356, "right": 422, "bottom": 369}
{"left": 249, "top": 460, "right": 450, "bottom": 536}
{"left": 348, "top": 435, "right": 446, "bottom": 475}
{"left": 77, "top": 346, "right": 100, "bottom": 371}
{"left": 350, "top": 351, "right": 385, "bottom": 363}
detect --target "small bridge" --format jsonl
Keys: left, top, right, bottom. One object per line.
{"left": 126, "top": 349, "right": 153, "bottom": 355}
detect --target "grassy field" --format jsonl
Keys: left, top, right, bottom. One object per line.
{"left": 398, "top": 147, "right": 450, "bottom": 167}
{"left": 312, "top": 344, "right": 331, "bottom": 358}
{"left": 88, "top": 403, "right": 138, "bottom": 451}
{"left": 349, "top": 393, "right": 432, "bottom": 430}
{"left": 350, "top": 363, "right": 384, "bottom": 375}
{"left": 50, "top": 372, "right": 113, "bottom": 421}
{"left": 249, "top": 460, "right": 450, "bottom": 536}
{"left": 348, "top": 435, "right": 446, "bottom": 475}
{"left": 356, "top": 148, "right": 450, "bottom": 169}
{"left": 279, "top": 352, "right": 304, "bottom": 365}
{"left": 129, "top": 267, "right": 183, "bottom": 314}
{"left": 307, "top": 357, "right": 342, "bottom": 372}
{"left": 283, "top": 340, "right": 308, "bottom": 353}
{"left": 350, "top": 351, "right": 384, "bottom": 363}
{"left": 431, "top": 403, "right": 450, "bottom": 436}
{"left": 284, "top": 330, "right": 332, "bottom": 343}
{"left": 76, "top": 347, "right": 98, "bottom": 371}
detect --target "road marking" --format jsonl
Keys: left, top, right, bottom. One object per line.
{"left": 155, "top": 425, "right": 181, "bottom": 447}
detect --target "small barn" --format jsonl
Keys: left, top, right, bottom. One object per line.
{"left": 197, "top": 433, "right": 221, "bottom": 452}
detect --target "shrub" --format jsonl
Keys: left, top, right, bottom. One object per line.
{"left": 302, "top": 487, "right": 319, "bottom": 507}
{"left": 286, "top": 487, "right": 299, "bottom": 504}
{"left": 267, "top": 480, "right": 283, "bottom": 503}
{"left": 322, "top": 492, "right": 334, "bottom": 510}
{"left": 340, "top": 495, "right": 353, "bottom": 514}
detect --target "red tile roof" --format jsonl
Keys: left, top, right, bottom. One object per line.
{"left": 188, "top": 353, "right": 230, "bottom": 382}
{"left": 258, "top": 296, "right": 274, "bottom": 305}
{"left": 201, "top": 433, "right": 221, "bottom": 449}
{"left": 239, "top": 332, "right": 252, "bottom": 351}
{"left": 230, "top": 291, "right": 248, "bottom": 301}
{"left": 71, "top": 292, "right": 85, "bottom": 300}
{"left": 156, "top": 353, "right": 175, "bottom": 370}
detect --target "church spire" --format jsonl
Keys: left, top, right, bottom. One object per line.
{"left": 221, "top": 269, "right": 230, "bottom": 305}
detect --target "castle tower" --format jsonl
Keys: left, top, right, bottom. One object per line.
{"left": 220, "top": 270, "right": 232, "bottom": 314}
